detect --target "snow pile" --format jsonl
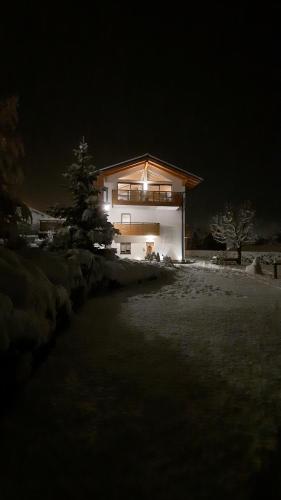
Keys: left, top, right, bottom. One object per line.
{"left": 102, "top": 259, "right": 166, "bottom": 286}
{"left": 245, "top": 257, "right": 263, "bottom": 275}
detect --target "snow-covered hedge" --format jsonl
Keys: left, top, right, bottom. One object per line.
{"left": 186, "top": 250, "right": 281, "bottom": 265}
{"left": 0, "top": 248, "right": 168, "bottom": 390}
{"left": 103, "top": 258, "right": 165, "bottom": 286}
{"left": 0, "top": 248, "right": 71, "bottom": 355}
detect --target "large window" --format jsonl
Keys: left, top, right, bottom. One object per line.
{"left": 147, "top": 184, "right": 172, "bottom": 200}
{"left": 120, "top": 242, "right": 131, "bottom": 254}
{"left": 118, "top": 183, "right": 143, "bottom": 201}
{"left": 118, "top": 183, "right": 143, "bottom": 191}
{"left": 147, "top": 184, "right": 172, "bottom": 192}
{"left": 117, "top": 183, "right": 172, "bottom": 202}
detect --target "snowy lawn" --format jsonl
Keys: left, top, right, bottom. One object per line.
{"left": 1, "top": 265, "right": 281, "bottom": 499}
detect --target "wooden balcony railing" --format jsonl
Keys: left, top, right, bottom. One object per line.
{"left": 112, "top": 190, "right": 183, "bottom": 206}
{"left": 113, "top": 222, "right": 160, "bottom": 236}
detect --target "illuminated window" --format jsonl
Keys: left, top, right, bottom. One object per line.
{"left": 118, "top": 183, "right": 142, "bottom": 191}
{"left": 103, "top": 187, "right": 108, "bottom": 202}
{"left": 160, "top": 184, "right": 172, "bottom": 192}
{"left": 120, "top": 242, "right": 131, "bottom": 254}
{"left": 117, "top": 183, "right": 172, "bottom": 202}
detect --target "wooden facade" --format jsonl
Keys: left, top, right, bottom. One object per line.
{"left": 97, "top": 154, "right": 203, "bottom": 190}
{"left": 113, "top": 222, "right": 160, "bottom": 236}
{"left": 112, "top": 190, "right": 182, "bottom": 207}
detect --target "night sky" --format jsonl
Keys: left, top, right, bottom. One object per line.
{"left": 1, "top": 3, "right": 279, "bottom": 233}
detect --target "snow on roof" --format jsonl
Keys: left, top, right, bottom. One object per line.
{"left": 29, "top": 207, "right": 58, "bottom": 220}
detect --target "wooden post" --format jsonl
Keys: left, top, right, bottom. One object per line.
{"left": 274, "top": 262, "right": 278, "bottom": 279}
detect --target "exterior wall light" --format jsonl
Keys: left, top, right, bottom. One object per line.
{"left": 104, "top": 204, "right": 110, "bottom": 211}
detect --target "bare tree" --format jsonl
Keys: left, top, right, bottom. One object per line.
{"left": 210, "top": 203, "right": 256, "bottom": 264}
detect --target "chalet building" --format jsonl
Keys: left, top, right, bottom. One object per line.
{"left": 29, "top": 208, "right": 63, "bottom": 234}
{"left": 97, "top": 154, "right": 203, "bottom": 261}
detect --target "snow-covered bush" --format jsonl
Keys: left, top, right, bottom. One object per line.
{"left": 245, "top": 257, "right": 263, "bottom": 275}
{"left": 24, "top": 248, "right": 70, "bottom": 290}
{"left": 0, "top": 253, "right": 30, "bottom": 307}
{"left": 103, "top": 259, "right": 164, "bottom": 287}
{"left": 162, "top": 255, "right": 174, "bottom": 267}
{"left": 54, "top": 285, "right": 72, "bottom": 325}
{"left": 241, "top": 252, "right": 281, "bottom": 265}
{"left": 65, "top": 249, "right": 104, "bottom": 293}
{"left": 0, "top": 248, "right": 58, "bottom": 349}
{"left": 0, "top": 246, "right": 169, "bottom": 395}
{"left": 9, "top": 310, "right": 51, "bottom": 350}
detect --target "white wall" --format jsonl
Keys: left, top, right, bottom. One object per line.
{"left": 108, "top": 206, "right": 183, "bottom": 260}
{"left": 103, "top": 169, "right": 185, "bottom": 261}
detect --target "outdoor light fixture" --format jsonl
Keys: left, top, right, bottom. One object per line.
{"left": 143, "top": 181, "right": 148, "bottom": 191}
{"left": 104, "top": 204, "right": 110, "bottom": 211}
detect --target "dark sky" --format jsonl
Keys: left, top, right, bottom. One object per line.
{"left": 1, "top": 3, "right": 279, "bottom": 233}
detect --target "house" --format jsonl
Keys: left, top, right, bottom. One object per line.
{"left": 29, "top": 208, "right": 64, "bottom": 234}
{"left": 97, "top": 153, "right": 203, "bottom": 261}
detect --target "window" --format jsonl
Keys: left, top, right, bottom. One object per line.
{"left": 121, "top": 213, "right": 131, "bottom": 223}
{"left": 103, "top": 187, "right": 108, "bottom": 202}
{"left": 117, "top": 182, "right": 172, "bottom": 202}
{"left": 118, "top": 182, "right": 143, "bottom": 191}
{"left": 118, "top": 183, "right": 143, "bottom": 201}
{"left": 120, "top": 242, "right": 131, "bottom": 254}
{"left": 160, "top": 184, "right": 172, "bottom": 192}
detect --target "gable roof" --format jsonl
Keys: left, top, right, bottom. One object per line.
{"left": 97, "top": 153, "right": 203, "bottom": 189}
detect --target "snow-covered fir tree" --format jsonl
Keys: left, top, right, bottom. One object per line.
{"left": 49, "top": 138, "right": 117, "bottom": 250}
{"left": 210, "top": 202, "right": 256, "bottom": 264}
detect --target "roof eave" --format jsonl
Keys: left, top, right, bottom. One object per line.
{"left": 97, "top": 153, "right": 203, "bottom": 185}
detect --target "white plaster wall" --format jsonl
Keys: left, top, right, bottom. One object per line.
{"left": 103, "top": 170, "right": 185, "bottom": 260}
{"left": 109, "top": 207, "right": 183, "bottom": 260}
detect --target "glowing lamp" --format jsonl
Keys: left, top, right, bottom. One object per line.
{"left": 104, "top": 204, "right": 110, "bottom": 211}
{"left": 143, "top": 181, "right": 148, "bottom": 191}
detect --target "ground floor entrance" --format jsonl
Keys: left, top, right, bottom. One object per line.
{"left": 146, "top": 241, "right": 155, "bottom": 256}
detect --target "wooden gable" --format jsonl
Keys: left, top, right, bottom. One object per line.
{"left": 97, "top": 154, "right": 203, "bottom": 190}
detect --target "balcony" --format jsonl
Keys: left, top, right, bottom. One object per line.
{"left": 112, "top": 190, "right": 183, "bottom": 206}
{"left": 113, "top": 222, "right": 160, "bottom": 236}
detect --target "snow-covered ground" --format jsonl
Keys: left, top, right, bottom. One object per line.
{"left": 124, "top": 264, "right": 281, "bottom": 335}
{"left": 1, "top": 263, "right": 281, "bottom": 499}
{"left": 122, "top": 264, "right": 281, "bottom": 394}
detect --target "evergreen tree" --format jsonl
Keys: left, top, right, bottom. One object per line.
{"left": 0, "top": 95, "right": 31, "bottom": 239}
{"left": 49, "top": 138, "right": 117, "bottom": 250}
